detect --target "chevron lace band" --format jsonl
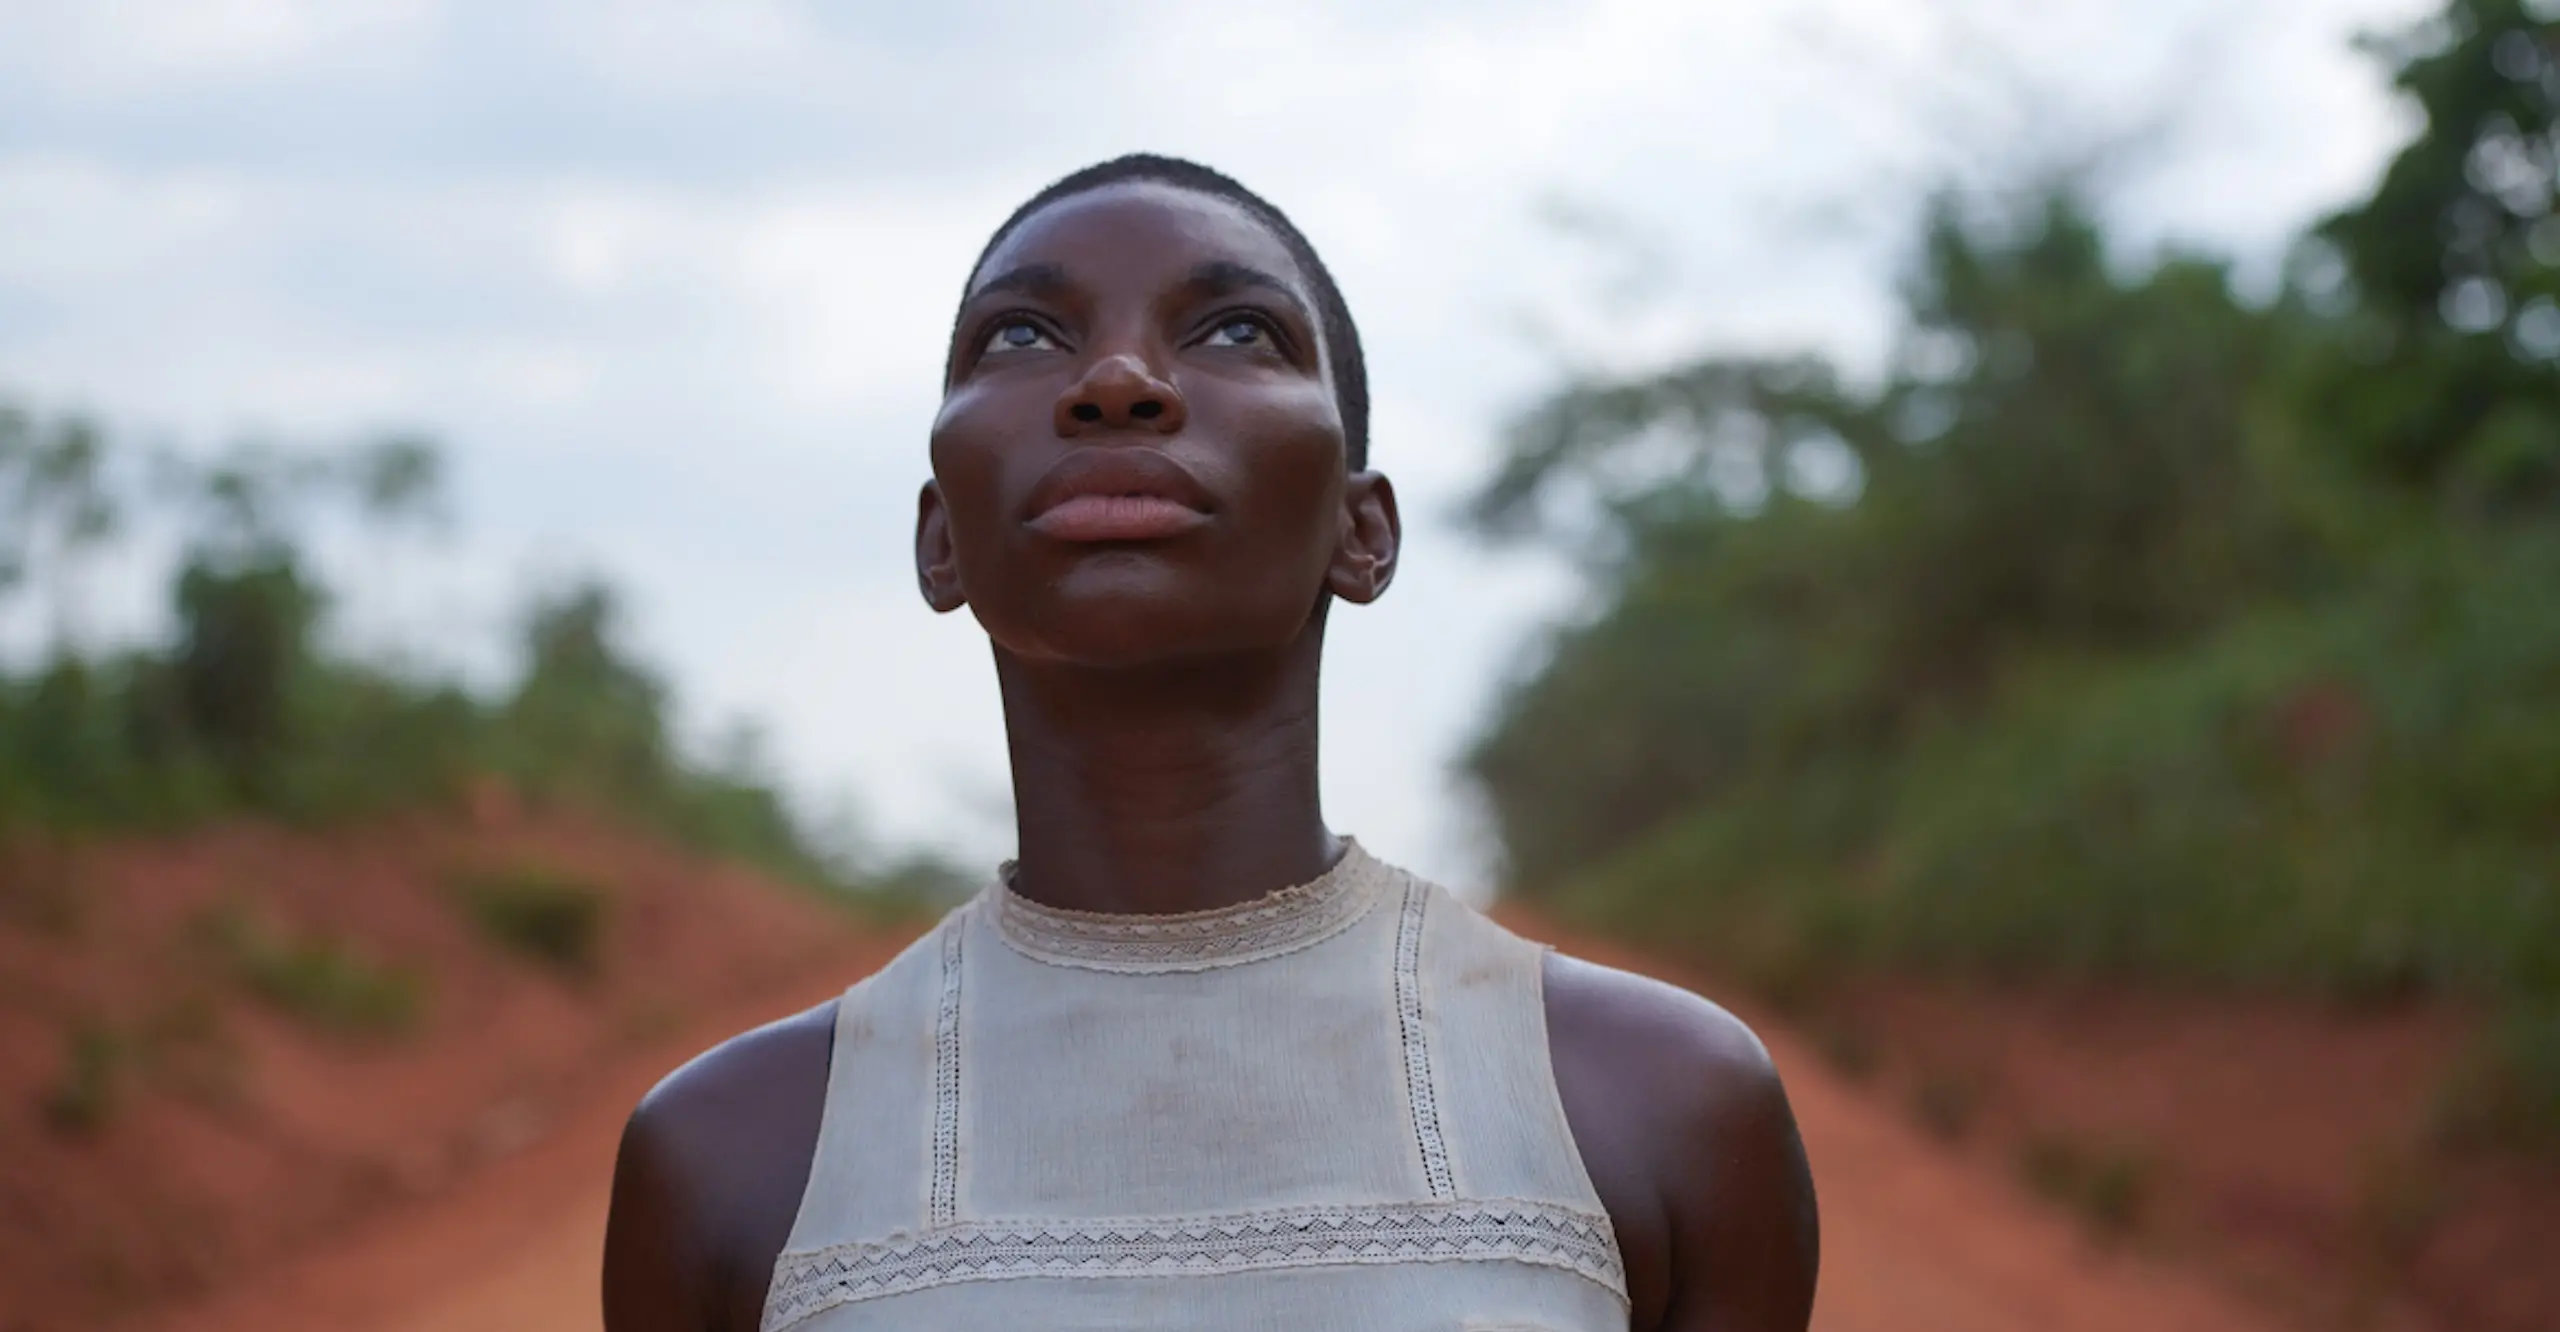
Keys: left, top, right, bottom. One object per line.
{"left": 761, "top": 1198, "right": 1628, "bottom": 1330}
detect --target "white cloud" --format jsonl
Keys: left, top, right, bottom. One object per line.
{"left": 8, "top": 0, "right": 437, "bottom": 94}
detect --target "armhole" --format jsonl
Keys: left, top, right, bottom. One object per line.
{"left": 774, "top": 973, "right": 877, "bottom": 1255}
{"left": 1531, "top": 944, "right": 1617, "bottom": 1216}
{"left": 765, "top": 914, "right": 955, "bottom": 1271}
{"left": 1420, "top": 888, "right": 1616, "bottom": 1215}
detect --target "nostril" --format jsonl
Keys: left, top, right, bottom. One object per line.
{"left": 1071, "top": 403, "right": 1103, "bottom": 423}
{"left": 1130, "top": 400, "right": 1162, "bottom": 421}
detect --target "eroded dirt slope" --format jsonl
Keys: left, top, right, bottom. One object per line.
{"left": 0, "top": 809, "right": 891, "bottom": 1332}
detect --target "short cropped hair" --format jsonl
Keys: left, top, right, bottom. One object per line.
{"left": 953, "top": 154, "right": 1372, "bottom": 471}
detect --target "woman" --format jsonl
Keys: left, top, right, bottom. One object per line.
{"left": 602, "top": 154, "right": 1819, "bottom": 1332}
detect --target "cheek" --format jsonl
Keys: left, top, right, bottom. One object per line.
{"left": 1218, "top": 389, "right": 1347, "bottom": 566}
{"left": 928, "top": 406, "right": 1026, "bottom": 570}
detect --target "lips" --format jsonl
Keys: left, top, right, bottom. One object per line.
{"left": 1023, "top": 449, "right": 1214, "bottom": 543}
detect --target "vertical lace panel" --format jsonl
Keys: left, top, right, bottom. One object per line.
{"left": 1394, "top": 877, "right": 1455, "bottom": 1200}
{"left": 929, "top": 920, "right": 965, "bottom": 1228}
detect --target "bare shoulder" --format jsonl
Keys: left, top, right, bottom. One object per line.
{"left": 1543, "top": 949, "right": 1784, "bottom": 1116}
{"left": 629, "top": 998, "right": 840, "bottom": 1157}
{"left": 1542, "top": 950, "right": 1818, "bottom": 1332}
{"left": 605, "top": 1000, "right": 838, "bottom": 1332}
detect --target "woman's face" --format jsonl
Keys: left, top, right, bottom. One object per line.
{"left": 919, "top": 181, "right": 1395, "bottom": 670}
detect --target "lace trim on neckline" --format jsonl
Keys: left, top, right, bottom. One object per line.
{"left": 989, "top": 839, "right": 1390, "bottom": 973}
{"left": 761, "top": 1198, "right": 1630, "bottom": 1330}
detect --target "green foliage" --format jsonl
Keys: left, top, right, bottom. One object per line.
{"left": 1473, "top": 189, "right": 2322, "bottom": 894}
{"left": 261, "top": 670, "right": 483, "bottom": 824}
{"left": 446, "top": 863, "right": 610, "bottom": 977}
{"left": 1470, "top": 0, "right": 2560, "bottom": 1155}
{"left": 2438, "top": 997, "right": 2560, "bottom": 1151}
{"left": 2351, "top": 1147, "right": 2452, "bottom": 1274}
{"left": 498, "top": 584, "right": 674, "bottom": 809}
{"left": 38, "top": 1019, "right": 127, "bottom": 1135}
{"left": 0, "top": 406, "right": 119, "bottom": 613}
{"left": 1549, "top": 538, "right": 2560, "bottom": 1000}
{"left": 198, "top": 902, "right": 426, "bottom": 1036}
{"left": 0, "top": 421, "right": 898, "bottom": 898}
{"left": 36, "top": 1001, "right": 249, "bottom": 1134}
{"left": 172, "top": 555, "right": 322, "bottom": 795}
{"left": 1911, "top": 1071, "right": 1982, "bottom": 1142}
{"left": 0, "top": 653, "right": 223, "bottom": 833}
{"left": 2019, "top": 1133, "right": 2154, "bottom": 1237}
{"left": 2308, "top": 0, "right": 2560, "bottom": 505}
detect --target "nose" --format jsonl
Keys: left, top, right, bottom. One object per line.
{"left": 1054, "top": 352, "right": 1187, "bottom": 437}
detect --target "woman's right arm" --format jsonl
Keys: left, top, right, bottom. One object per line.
{"left": 604, "top": 1100, "right": 722, "bottom": 1332}
{"left": 602, "top": 1000, "right": 840, "bottom": 1332}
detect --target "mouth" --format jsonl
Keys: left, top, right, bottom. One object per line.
{"left": 1023, "top": 449, "right": 1215, "bottom": 543}
{"left": 1026, "top": 493, "right": 1212, "bottom": 542}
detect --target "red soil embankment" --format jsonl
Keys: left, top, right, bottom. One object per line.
{"left": 128, "top": 960, "right": 880, "bottom": 1332}
{"left": 0, "top": 809, "right": 903, "bottom": 1332}
{"left": 1811, "top": 977, "right": 2559, "bottom": 1332}
{"left": 1530, "top": 917, "right": 2560, "bottom": 1332}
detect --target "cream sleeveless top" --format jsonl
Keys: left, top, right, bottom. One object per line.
{"left": 762, "top": 840, "right": 1630, "bottom": 1332}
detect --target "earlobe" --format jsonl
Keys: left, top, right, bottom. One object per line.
{"left": 914, "top": 480, "right": 968, "bottom": 613}
{"left": 1325, "top": 470, "right": 1402, "bottom": 606}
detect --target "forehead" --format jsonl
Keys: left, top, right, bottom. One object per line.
{"left": 966, "top": 181, "right": 1315, "bottom": 307}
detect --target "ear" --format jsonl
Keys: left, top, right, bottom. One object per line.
{"left": 915, "top": 479, "right": 967, "bottom": 613}
{"left": 1324, "top": 470, "right": 1401, "bottom": 606}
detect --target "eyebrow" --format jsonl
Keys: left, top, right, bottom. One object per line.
{"left": 1181, "top": 260, "right": 1313, "bottom": 325}
{"left": 966, "top": 261, "right": 1072, "bottom": 303}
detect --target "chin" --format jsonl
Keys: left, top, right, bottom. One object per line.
{"left": 985, "top": 585, "right": 1313, "bottom": 671}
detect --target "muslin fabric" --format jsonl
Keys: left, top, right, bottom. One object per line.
{"left": 762, "top": 840, "right": 1629, "bottom": 1332}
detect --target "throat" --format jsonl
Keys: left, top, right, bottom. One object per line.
{"left": 994, "top": 636, "right": 1338, "bottom": 917}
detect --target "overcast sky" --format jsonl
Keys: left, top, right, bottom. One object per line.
{"left": 0, "top": 0, "right": 2431, "bottom": 887}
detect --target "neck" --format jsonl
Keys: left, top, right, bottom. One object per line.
{"left": 994, "top": 622, "right": 1339, "bottom": 916}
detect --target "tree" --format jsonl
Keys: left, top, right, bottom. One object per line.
{"left": 171, "top": 554, "right": 322, "bottom": 791}
{"left": 0, "top": 407, "right": 122, "bottom": 653}
{"left": 2310, "top": 0, "right": 2560, "bottom": 506}
{"left": 504, "top": 579, "right": 675, "bottom": 809}
{"left": 1463, "top": 183, "right": 2305, "bottom": 890}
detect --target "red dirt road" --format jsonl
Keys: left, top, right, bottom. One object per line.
{"left": 137, "top": 928, "right": 2293, "bottom": 1332}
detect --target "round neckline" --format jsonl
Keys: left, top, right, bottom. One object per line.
{"left": 987, "top": 838, "right": 1391, "bottom": 973}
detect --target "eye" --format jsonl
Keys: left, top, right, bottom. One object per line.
{"left": 1203, "top": 316, "right": 1271, "bottom": 348}
{"left": 983, "top": 319, "right": 1059, "bottom": 354}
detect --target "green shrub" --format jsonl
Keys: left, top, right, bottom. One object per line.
{"left": 2019, "top": 1133, "right": 2154, "bottom": 1237}
{"left": 1912, "top": 1071, "right": 1983, "bottom": 1142}
{"left": 1551, "top": 535, "right": 2560, "bottom": 1119}
{"left": 1513, "top": 539, "right": 2560, "bottom": 1167}
{"left": 39, "top": 1020, "right": 126, "bottom": 1134}
{"left": 2350, "top": 1147, "right": 2450, "bottom": 1274}
{"left": 1811, "top": 1019, "right": 1878, "bottom": 1082}
{"left": 2435, "top": 1000, "right": 2560, "bottom": 1153}
{"left": 199, "top": 903, "right": 425, "bottom": 1035}
{"left": 0, "top": 418, "right": 879, "bottom": 908}
{"left": 447, "top": 864, "right": 609, "bottom": 977}
{"left": 138, "top": 991, "right": 246, "bottom": 1104}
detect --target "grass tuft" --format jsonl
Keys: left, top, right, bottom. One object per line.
{"left": 446, "top": 863, "right": 609, "bottom": 977}
{"left": 198, "top": 903, "right": 425, "bottom": 1035}
{"left": 2019, "top": 1132, "right": 2155, "bottom": 1238}
{"left": 2431, "top": 999, "right": 2560, "bottom": 1154}
{"left": 39, "top": 1020, "right": 127, "bottom": 1135}
{"left": 1811, "top": 1019, "right": 1878, "bottom": 1082}
{"left": 1911, "top": 1070, "right": 1984, "bottom": 1142}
